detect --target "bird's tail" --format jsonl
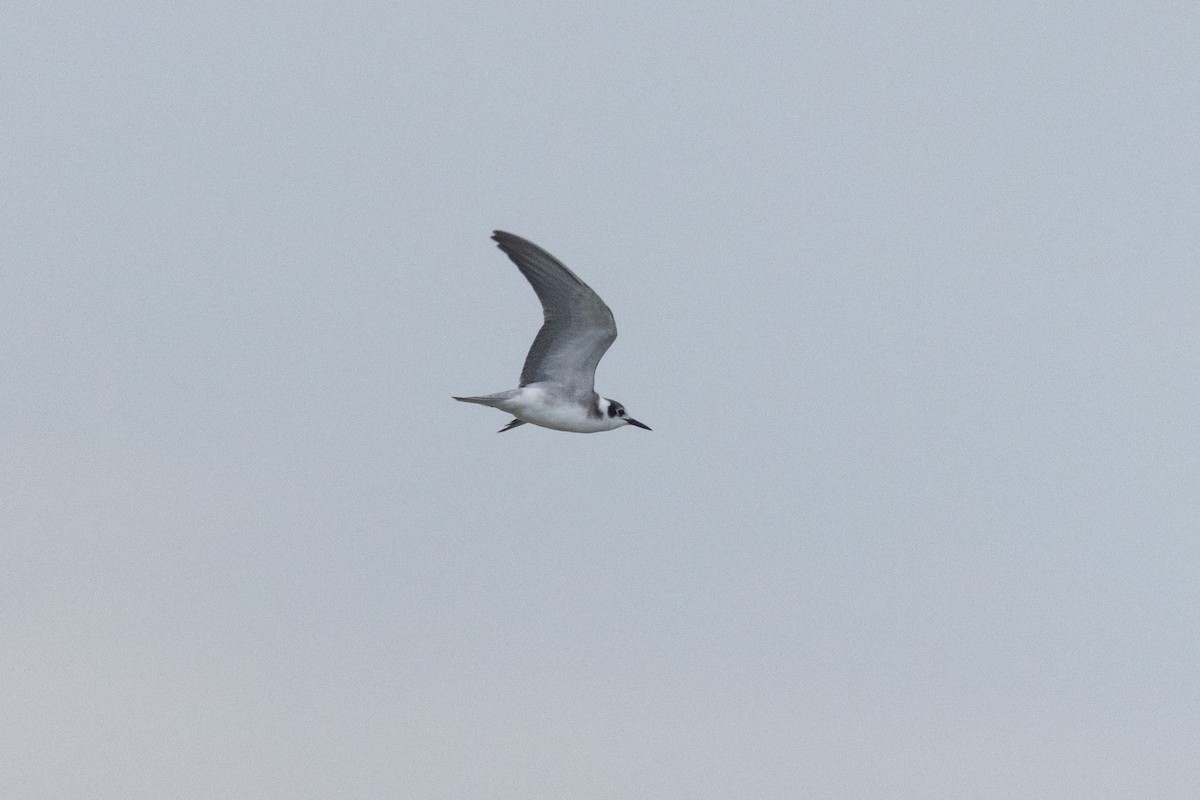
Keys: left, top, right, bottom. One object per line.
{"left": 454, "top": 392, "right": 525, "bottom": 433}
{"left": 451, "top": 390, "right": 517, "bottom": 409}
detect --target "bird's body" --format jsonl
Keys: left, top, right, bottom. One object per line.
{"left": 454, "top": 385, "right": 623, "bottom": 433}
{"left": 454, "top": 231, "right": 650, "bottom": 434}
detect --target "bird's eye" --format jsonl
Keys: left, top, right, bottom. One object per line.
{"left": 617, "top": 408, "right": 625, "bottom": 416}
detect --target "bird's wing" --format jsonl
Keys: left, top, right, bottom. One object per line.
{"left": 491, "top": 231, "right": 617, "bottom": 395}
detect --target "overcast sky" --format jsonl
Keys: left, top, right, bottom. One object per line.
{"left": 3, "top": 3, "right": 1199, "bottom": 798}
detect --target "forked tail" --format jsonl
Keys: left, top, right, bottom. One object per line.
{"left": 453, "top": 392, "right": 526, "bottom": 433}
{"left": 451, "top": 392, "right": 510, "bottom": 408}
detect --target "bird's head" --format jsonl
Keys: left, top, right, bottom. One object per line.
{"left": 600, "top": 398, "right": 651, "bottom": 431}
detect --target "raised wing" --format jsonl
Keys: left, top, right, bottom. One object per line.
{"left": 491, "top": 231, "right": 617, "bottom": 395}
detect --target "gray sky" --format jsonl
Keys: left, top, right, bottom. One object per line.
{"left": 3, "top": 2, "right": 1198, "bottom": 798}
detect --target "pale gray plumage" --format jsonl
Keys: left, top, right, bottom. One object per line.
{"left": 454, "top": 231, "right": 649, "bottom": 433}
{"left": 492, "top": 230, "right": 617, "bottom": 398}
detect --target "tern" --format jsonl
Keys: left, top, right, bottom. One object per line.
{"left": 454, "top": 231, "right": 651, "bottom": 433}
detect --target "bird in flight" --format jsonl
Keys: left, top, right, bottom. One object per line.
{"left": 454, "top": 231, "right": 651, "bottom": 434}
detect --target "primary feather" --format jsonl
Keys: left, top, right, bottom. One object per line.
{"left": 491, "top": 231, "right": 617, "bottom": 397}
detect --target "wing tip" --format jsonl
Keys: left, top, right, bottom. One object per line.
{"left": 492, "top": 231, "right": 539, "bottom": 261}
{"left": 491, "top": 229, "right": 519, "bottom": 246}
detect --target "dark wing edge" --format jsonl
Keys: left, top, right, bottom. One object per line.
{"left": 490, "top": 231, "right": 617, "bottom": 390}
{"left": 491, "top": 231, "right": 593, "bottom": 302}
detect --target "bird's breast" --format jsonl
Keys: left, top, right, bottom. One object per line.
{"left": 500, "top": 385, "right": 621, "bottom": 433}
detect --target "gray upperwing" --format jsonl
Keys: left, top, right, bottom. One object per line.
{"left": 491, "top": 231, "right": 617, "bottom": 394}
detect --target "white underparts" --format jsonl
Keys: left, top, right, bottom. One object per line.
{"left": 486, "top": 384, "right": 628, "bottom": 433}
